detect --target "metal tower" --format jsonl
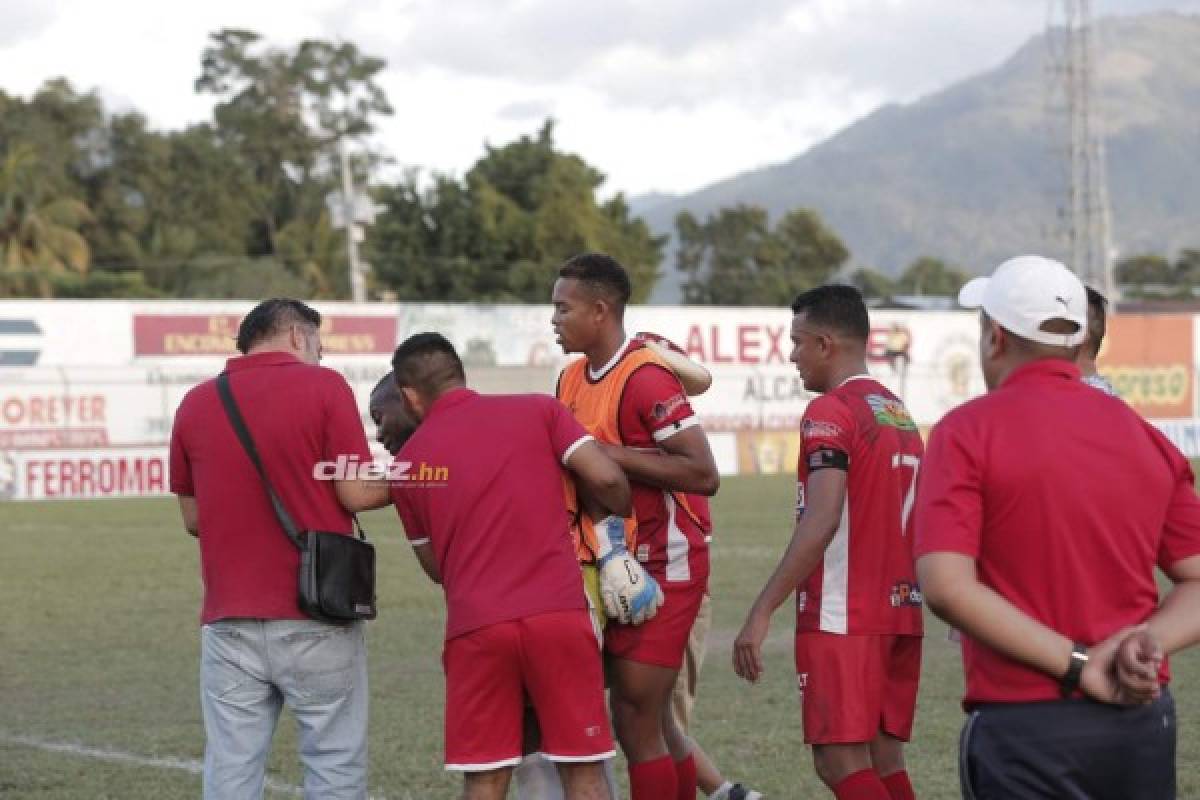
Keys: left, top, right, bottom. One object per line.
{"left": 1046, "top": 0, "right": 1117, "bottom": 299}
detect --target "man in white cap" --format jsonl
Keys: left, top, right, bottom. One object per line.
{"left": 912, "top": 255, "right": 1200, "bottom": 799}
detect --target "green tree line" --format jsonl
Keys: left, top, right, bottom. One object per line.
{"left": 0, "top": 30, "right": 661, "bottom": 302}
{"left": 4, "top": 28, "right": 1195, "bottom": 305}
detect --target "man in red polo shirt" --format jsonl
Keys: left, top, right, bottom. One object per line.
{"left": 733, "top": 285, "right": 923, "bottom": 800}
{"left": 170, "top": 298, "right": 375, "bottom": 799}
{"left": 387, "top": 332, "right": 628, "bottom": 800}
{"left": 915, "top": 255, "right": 1200, "bottom": 799}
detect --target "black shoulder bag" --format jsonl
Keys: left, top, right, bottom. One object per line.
{"left": 216, "top": 372, "right": 377, "bottom": 624}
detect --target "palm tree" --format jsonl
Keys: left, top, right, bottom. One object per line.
{"left": 0, "top": 144, "right": 93, "bottom": 296}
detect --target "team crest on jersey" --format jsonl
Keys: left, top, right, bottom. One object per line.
{"left": 890, "top": 581, "right": 924, "bottom": 607}
{"left": 802, "top": 419, "right": 843, "bottom": 440}
{"left": 866, "top": 394, "right": 917, "bottom": 431}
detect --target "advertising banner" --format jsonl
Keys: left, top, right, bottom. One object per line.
{"left": 0, "top": 446, "right": 169, "bottom": 501}
{"left": 1099, "top": 314, "right": 1194, "bottom": 419}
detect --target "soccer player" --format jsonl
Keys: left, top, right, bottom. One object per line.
{"left": 733, "top": 285, "right": 923, "bottom": 800}
{"left": 915, "top": 256, "right": 1200, "bottom": 798}
{"left": 388, "top": 333, "right": 628, "bottom": 800}
{"left": 552, "top": 253, "right": 719, "bottom": 800}
{"left": 1077, "top": 286, "right": 1119, "bottom": 395}
{"left": 369, "top": 370, "right": 416, "bottom": 455}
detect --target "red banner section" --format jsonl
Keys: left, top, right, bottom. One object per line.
{"left": 133, "top": 314, "right": 397, "bottom": 356}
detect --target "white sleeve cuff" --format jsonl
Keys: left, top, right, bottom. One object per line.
{"left": 561, "top": 434, "right": 595, "bottom": 466}
{"left": 652, "top": 415, "right": 700, "bottom": 443}
{"left": 408, "top": 537, "right": 430, "bottom": 546}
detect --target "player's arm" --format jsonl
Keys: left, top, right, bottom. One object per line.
{"left": 565, "top": 438, "right": 632, "bottom": 519}
{"left": 918, "top": 553, "right": 1147, "bottom": 704}
{"left": 335, "top": 478, "right": 391, "bottom": 512}
{"left": 412, "top": 541, "right": 441, "bottom": 584}
{"left": 177, "top": 495, "right": 199, "bottom": 538}
{"left": 602, "top": 426, "right": 719, "bottom": 496}
{"left": 733, "top": 467, "right": 845, "bottom": 683}
{"left": 1142, "top": 554, "right": 1200, "bottom": 657}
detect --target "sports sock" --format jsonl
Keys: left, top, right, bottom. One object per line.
{"left": 629, "top": 754, "right": 677, "bottom": 800}
{"left": 833, "top": 768, "right": 891, "bottom": 800}
{"left": 882, "top": 770, "right": 916, "bottom": 800}
{"left": 674, "top": 753, "right": 697, "bottom": 800}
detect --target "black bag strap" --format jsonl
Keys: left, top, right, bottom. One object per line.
{"left": 216, "top": 372, "right": 305, "bottom": 550}
{"left": 216, "top": 371, "right": 367, "bottom": 546}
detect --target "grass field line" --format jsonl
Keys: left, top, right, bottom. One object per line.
{"left": 0, "top": 731, "right": 390, "bottom": 799}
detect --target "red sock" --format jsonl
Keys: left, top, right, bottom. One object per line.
{"left": 674, "top": 753, "right": 697, "bottom": 800}
{"left": 833, "top": 768, "right": 891, "bottom": 800}
{"left": 882, "top": 770, "right": 916, "bottom": 800}
{"left": 628, "top": 755, "right": 677, "bottom": 800}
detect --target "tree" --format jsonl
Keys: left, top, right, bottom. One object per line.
{"left": 0, "top": 144, "right": 93, "bottom": 297}
{"left": 1174, "top": 249, "right": 1200, "bottom": 287}
{"left": 675, "top": 205, "right": 848, "bottom": 305}
{"left": 1115, "top": 254, "right": 1173, "bottom": 287}
{"left": 195, "top": 28, "right": 392, "bottom": 293}
{"left": 894, "top": 256, "right": 968, "bottom": 296}
{"left": 367, "top": 121, "right": 663, "bottom": 302}
{"left": 849, "top": 267, "right": 896, "bottom": 299}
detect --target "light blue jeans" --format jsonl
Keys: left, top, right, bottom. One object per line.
{"left": 200, "top": 618, "right": 368, "bottom": 799}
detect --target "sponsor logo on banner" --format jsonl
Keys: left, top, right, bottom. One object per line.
{"left": 1099, "top": 315, "right": 1194, "bottom": 419}
{"left": 133, "top": 314, "right": 397, "bottom": 356}
{"left": 0, "top": 318, "right": 43, "bottom": 367}
{"left": 4, "top": 447, "right": 168, "bottom": 500}
{"left": 680, "top": 322, "right": 914, "bottom": 367}
{"left": 0, "top": 392, "right": 110, "bottom": 448}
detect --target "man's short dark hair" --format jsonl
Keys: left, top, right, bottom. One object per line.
{"left": 558, "top": 253, "right": 633, "bottom": 314}
{"left": 791, "top": 284, "right": 870, "bottom": 342}
{"left": 236, "top": 298, "right": 321, "bottom": 354}
{"left": 370, "top": 371, "right": 400, "bottom": 401}
{"left": 1085, "top": 286, "right": 1108, "bottom": 359}
{"left": 391, "top": 333, "right": 466, "bottom": 398}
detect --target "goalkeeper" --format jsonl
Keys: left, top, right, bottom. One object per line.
{"left": 545, "top": 253, "right": 719, "bottom": 800}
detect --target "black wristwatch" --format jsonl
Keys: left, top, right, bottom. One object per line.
{"left": 1060, "top": 642, "right": 1089, "bottom": 697}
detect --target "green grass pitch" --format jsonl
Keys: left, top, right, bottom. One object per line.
{"left": 2, "top": 475, "right": 1198, "bottom": 798}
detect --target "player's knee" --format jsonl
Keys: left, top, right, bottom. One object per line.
{"left": 869, "top": 731, "right": 906, "bottom": 776}
{"left": 811, "top": 745, "right": 867, "bottom": 789}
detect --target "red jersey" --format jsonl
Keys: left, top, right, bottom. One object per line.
{"left": 795, "top": 376, "right": 925, "bottom": 636}
{"left": 169, "top": 352, "right": 372, "bottom": 624}
{"left": 914, "top": 360, "right": 1200, "bottom": 706}
{"left": 559, "top": 340, "right": 710, "bottom": 584}
{"left": 391, "top": 388, "right": 592, "bottom": 641}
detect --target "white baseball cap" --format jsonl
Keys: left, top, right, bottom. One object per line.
{"left": 958, "top": 255, "right": 1087, "bottom": 347}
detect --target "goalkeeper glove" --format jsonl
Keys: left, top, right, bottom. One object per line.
{"left": 594, "top": 515, "right": 665, "bottom": 626}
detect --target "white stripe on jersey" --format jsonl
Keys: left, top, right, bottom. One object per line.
{"left": 663, "top": 492, "right": 692, "bottom": 582}
{"left": 819, "top": 495, "right": 851, "bottom": 634}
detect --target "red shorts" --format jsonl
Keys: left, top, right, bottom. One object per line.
{"left": 604, "top": 578, "right": 706, "bottom": 670}
{"left": 793, "top": 632, "right": 922, "bottom": 745}
{"left": 443, "top": 610, "right": 615, "bottom": 771}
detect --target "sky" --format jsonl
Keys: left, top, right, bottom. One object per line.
{"left": 2, "top": 0, "right": 1198, "bottom": 198}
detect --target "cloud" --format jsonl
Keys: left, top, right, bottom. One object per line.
{"left": 0, "top": 2, "right": 55, "bottom": 47}
{"left": 1, "top": 0, "right": 1197, "bottom": 195}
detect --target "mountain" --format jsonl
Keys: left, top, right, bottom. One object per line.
{"left": 626, "top": 191, "right": 678, "bottom": 218}
{"left": 642, "top": 12, "right": 1200, "bottom": 302}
